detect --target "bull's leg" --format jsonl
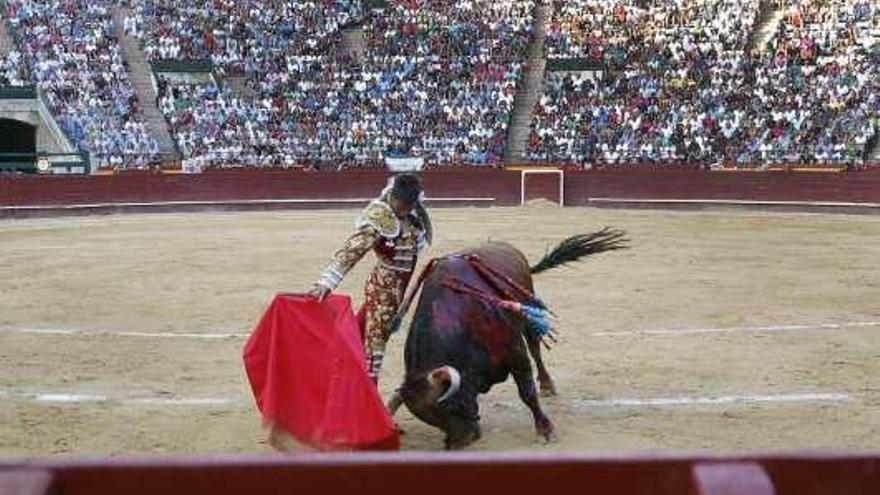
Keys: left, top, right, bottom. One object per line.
{"left": 385, "top": 389, "right": 407, "bottom": 435}
{"left": 525, "top": 333, "right": 557, "bottom": 397}
{"left": 511, "top": 364, "right": 557, "bottom": 443}
{"left": 386, "top": 388, "right": 404, "bottom": 416}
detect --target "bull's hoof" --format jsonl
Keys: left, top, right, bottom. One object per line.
{"left": 444, "top": 440, "right": 461, "bottom": 451}
{"left": 541, "top": 428, "right": 558, "bottom": 444}
{"left": 536, "top": 419, "right": 557, "bottom": 444}
{"left": 539, "top": 382, "right": 558, "bottom": 397}
{"left": 444, "top": 426, "right": 480, "bottom": 450}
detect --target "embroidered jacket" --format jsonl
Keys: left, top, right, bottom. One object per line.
{"left": 317, "top": 200, "right": 427, "bottom": 291}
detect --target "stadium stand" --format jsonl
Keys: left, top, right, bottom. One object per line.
{"left": 527, "top": 0, "right": 879, "bottom": 167}
{"left": 128, "top": 0, "right": 361, "bottom": 74}
{"left": 129, "top": 0, "right": 534, "bottom": 169}
{"left": 3, "top": 0, "right": 160, "bottom": 169}
{"left": 0, "top": 0, "right": 877, "bottom": 171}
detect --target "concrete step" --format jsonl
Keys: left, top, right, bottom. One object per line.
{"left": 0, "top": 17, "right": 18, "bottom": 54}
{"left": 110, "top": 6, "right": 178, "bottom": 159}
{"left": 502, "top": 1, "right": 550, "bottom": 164}
{"left": 224, "top": 75, "right": 254, "bottom": 99}
{"left": 869, "top": 130, "right": 880, "bottom": 161}
{"left": 339, "top": 26, "right": 365, "bottom": 61}
{"left": 750, "top": 5, "right": 786, "bottom": 53}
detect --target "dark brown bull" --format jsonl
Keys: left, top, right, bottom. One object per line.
{"left": 389, "top": 229, "right": 628, "bottom": 449}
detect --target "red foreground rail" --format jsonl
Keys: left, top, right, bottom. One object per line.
{"left": 2, "top": 452, "right": 880, "bottom": 495}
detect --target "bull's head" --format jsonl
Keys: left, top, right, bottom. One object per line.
{"left": 400, "top": 366, "right": 480, "bottom": 449}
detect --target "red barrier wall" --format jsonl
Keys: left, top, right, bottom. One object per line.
{"left": 2, "top": 169, "right": 880, "bottom": 211}
{"left": 0, "top": 170, "right": 519, "bottom": 207}
{"left": 2, "top": 452, "right": 880, "bottom": 495}
{"left": 563, "top": 169, "right": 880, "bottom": 205}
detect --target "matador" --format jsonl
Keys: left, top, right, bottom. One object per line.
{"left": 311, "top": 174, "right": 432, "bottom": 383}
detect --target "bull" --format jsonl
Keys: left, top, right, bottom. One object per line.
{"left": 387, "top": 229, "right": 628, "bottom": 449}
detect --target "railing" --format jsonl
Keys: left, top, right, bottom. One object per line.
{"left": 150, "top": 59, "right": 213, "bottom": 74}
{"left": 0, "top": 85, "right": 36, "bottom": 99}
{"left": 0, "top": 152, "right": 89, "bottom": 174}
{"left": 34, "top": 89, "right": 78, "bottom": 156}
{"left": 364, "top": 0, "right": 389, "bottom": 9}
{"left": 0, "top": 152, "right": 35, "bottom": 172}
{"left": 524, "top": 148, "right": 873, "bottom": 170}
{"left": 545, "top": 57, "right": 606, "bottom": 72}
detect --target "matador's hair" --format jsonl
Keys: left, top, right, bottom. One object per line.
{"left": 389, "top": 173, "right": 423, "bottom": 206}
{"left": 380, "top": 173, "right": 432, "bottom": 245}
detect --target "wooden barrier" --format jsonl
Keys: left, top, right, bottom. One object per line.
{"left": 2, "top": 169, "right": 880, "bottom": 216}
{"left": 2, "top": 452, "right": 880, "bottom": 495}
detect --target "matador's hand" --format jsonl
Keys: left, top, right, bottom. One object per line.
{"left": 308, "top": 285, "right": 330, "bottom": 302}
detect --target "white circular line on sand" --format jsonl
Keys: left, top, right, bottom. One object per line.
{"left": 587, "top": 321, "right": 880, "bottom": 338}
{"left": 114, "top": 331, "right": 246, "bottom": 339}
{"left": 570, "top": 393, "right": 851, "bottom": 408}
{"left": 9, "top": 328, "right": 80, "bottom": 336}
{"left": 125, "top": 397, "right": 240, "bottom": 406}
{"left": 3, "top": 320, "right": 879, "bottom": 340}
{"left": 3, "top": 390, "right": 243, "bottom": 407}
{"left": 0, "top": 327, "right": 249, "bottom": 339}
{"left": 1, "top": 389, "right": 851, "bottom": 409}
{"left": 35, "top": 393, "right": 108, "bottom": 403}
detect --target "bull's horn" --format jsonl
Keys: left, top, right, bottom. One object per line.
{"left": 428, "top": 366, "right": 461, "bottom": 404}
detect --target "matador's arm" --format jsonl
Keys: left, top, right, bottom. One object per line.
{"left": 315, "top": 225, "right": 381, "bottom": 291}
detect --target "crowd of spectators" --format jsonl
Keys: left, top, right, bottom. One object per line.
{"left": 137, "top": 0, "right": 533, "bottom": 168}
{"left": 3, "top": 0, "right": 531, "bottom": 169}
{"left": 0, "top": 49, "right": 28, "bottom": 86}
{"left": 363, "top": 0, "right": 534, "bottom": 59}
{"left": 4, "top": 0, "right": 158, "bottom": 169}
{"left": 532, "top": 0, "right": 762, "bottom": 164}
{"left": 529, "top": 0, "right": 879, "bottom": 166}
{"left": 126, "top": 0, "right": 362, "bottom": 75}
{"left": 1, "top": 0, "right": 874, "bottom": 170}
{"left": 748, "top": 0, "right": 879, "bottom": 164}
{"left": 158, "top": 52, "right": 520, "bottom": 169}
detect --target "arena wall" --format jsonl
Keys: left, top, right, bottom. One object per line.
{"left": 2, "top": 452, "right": 880, "bottom": 495}
{"left": 1, "top": 168, "right": 880, "bottom": 216}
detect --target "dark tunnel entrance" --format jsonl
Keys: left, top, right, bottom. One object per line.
{"left": 0, "top": 118, "right": 37, "bottom": 172}
{"left": 0, "top": 118, "right": 36, "bottom": 153}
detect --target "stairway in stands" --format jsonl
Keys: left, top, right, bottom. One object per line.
{"left": 110, "top": 7, "right": 178, "bottom": 160}
{"left": 339, "top": 26, "right": 366, "bottom": 62}
{"left": 748, "top": 2, "right": 786, "bottom": 53}
{"left": 502, "top": 1, "right": 550, "bottom": 164}
{"left": 0, "top": 16, "right": 16, "bottom": 55}
{"left": 224, "top": 76, "right": 254, "bottom": 99}
{"left": 868, "top": 131, "right": 880, "bottom": 162}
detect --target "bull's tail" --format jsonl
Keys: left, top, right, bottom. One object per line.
{"left": 530, "top": 228, "right": 629, "bottom": 275}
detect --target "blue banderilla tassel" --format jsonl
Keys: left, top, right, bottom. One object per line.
{"left": 521, "top": 303, "right": 555, "bottom": 338}
{"left": 499, "top": 300, "right": 558, "bottom": 348}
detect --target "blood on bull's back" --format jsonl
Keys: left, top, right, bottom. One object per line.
{"left": 405, "top": 242, "right": 532, "bottom": 380}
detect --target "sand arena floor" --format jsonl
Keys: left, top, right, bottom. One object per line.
{"left": 1, "top": 206, "right": 879, "bottom": 455}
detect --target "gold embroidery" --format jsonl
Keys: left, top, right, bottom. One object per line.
{"left": 357, "top": 201, "right": 400, "bottom": 238}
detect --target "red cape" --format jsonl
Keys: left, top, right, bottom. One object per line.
{"left": 243, "top": 293, "right": 400, "bottom": 451}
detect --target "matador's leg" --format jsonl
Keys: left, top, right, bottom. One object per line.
{"left": 364, "top": 305, "right": 395, "bottom": 383}
{"left": 363, "top": 269, "right": 406, "bottom": 383}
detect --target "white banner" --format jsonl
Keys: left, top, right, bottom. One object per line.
{"left": 385, "top": 156, "right": 424, "bottom": 172}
